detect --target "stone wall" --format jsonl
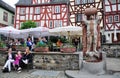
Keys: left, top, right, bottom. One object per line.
{"left": 0, "top": 52, "right": 79, "bottom": 70}
{"left": 102, "top": 44, "right": 120, "bottom": 57}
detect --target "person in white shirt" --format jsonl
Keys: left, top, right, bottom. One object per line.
{"left": 2, "top": 48, "right": 15, "bottom": 72}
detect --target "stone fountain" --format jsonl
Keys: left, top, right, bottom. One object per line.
{"left": 65, "top": 7, "right": 106, "bottom": 77}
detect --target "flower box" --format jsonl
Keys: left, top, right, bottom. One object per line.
{"left": 16, "top": 46, "right": 26, "bottom": 52}
{"left": 0, "top": 47, "right": 7, "bottom": 52}
{"left": 34, "top": 47, "right": 49, "bottom": 52}
{"left": 60, "top": 47, "right": 76, "bottom": 53}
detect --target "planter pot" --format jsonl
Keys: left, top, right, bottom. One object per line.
{"left": 34, "top": 47, "right": 49, "bottom": 52}
{"left": 0, "top": 47, "right": 7, "bottom": 52}
{"left": 60, "top": 47, "right": 76, "bottom": 53}
{"left": 16, "top": 47, "right": 26, "bottom": 52}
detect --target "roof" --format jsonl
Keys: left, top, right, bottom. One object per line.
{"left": 0, "top": 0, "right": 15, "bottom": 14}
{"left": 16, "top": 0, "right": 69, "bottom": 6}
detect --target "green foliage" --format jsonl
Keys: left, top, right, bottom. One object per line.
{"left": 0, "top": 41, "right": 6, "bottom": 48}
{"left": 20, "top": 20, "right": 37, "bottom": 29}
{"left": 36, "top": 42, "right": 47, "bottom": 47}
{"left": 49, "top": 36, "right": 68, "bottom": 43}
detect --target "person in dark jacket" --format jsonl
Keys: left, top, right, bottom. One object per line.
{"left": 17, "top": 47, "right": 33, "bottom": 72}
{"left": 2, "top": 48, "right": 15, "bottom": 72}
{"left": 26, "top": 38, "right": 33, "bottom": 51}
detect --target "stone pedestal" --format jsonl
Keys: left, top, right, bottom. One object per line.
{"left": 82, "top": 52, "right": 106, "bottom": 74}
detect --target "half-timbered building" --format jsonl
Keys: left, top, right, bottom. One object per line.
{"left": 104, "top": 0, "right": 120, "bottom": 44}
{"left": 69, "top": 0, "right": 103, "bottom": 52}
{"left": 15, "top": 0, "right": 69, "bottom": 29}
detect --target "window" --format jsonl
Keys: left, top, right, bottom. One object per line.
{"left": 3, "top": 12, "right": 8, "bottom": 22}
{"left": 118, "top": 0, "right": 120, "bottom": 3}
{"left": 35, "top": 7, "right": 40, "bottom": 14}
{"left": 11, "top": 16, "right": 14, "bottom": 24}
{"left": 20, "top": 8, "right": 25, "bottom": 14}
{"left": 110, "top": 0, "right": 116, "bottom": 4}
{"left": 49, "top": 21, "right": 53, "bottom": 28}
{"left": 114, "top": 15, "right": 119, "bottom": 22}
{"left": 82, "top": 0, "right": 87, "bottom": 4}
{"left": 88, "top": 0, "right": 94, "bottom": 3}
{"left": 55, "top": 6, "right": 60, "bottom": 13}
{"left": 75, "top": 0, "right": 80, "bottom": 4}
{"left": 82, "top": 0, "right": 94, "bottom": 4}
{"left": 36, "top": 22, "right": 40, "bottom": 26}
{"left": 76, "top": 14, "right": 82, "bottom": 22}
{"left": 20, "top": 22, "right": 23, "bottom": 27}
{"left": 54, "top": 20, "right": 58, "bottom": 27}
{"left": 108, "top": 16, "right": 113, "bottom": 23}
{"left": 59, "top": 20, "right": 62, "bottom": 27}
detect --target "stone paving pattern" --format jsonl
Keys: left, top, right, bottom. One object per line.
{"left": 0, "top": 57, "right": 120, "bottom": 78}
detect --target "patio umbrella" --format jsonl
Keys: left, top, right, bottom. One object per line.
{"left": 0, "top": 26, "right": 22, "bottom": 39}
{"left": 20, "top": 27, "right": 55, "bottom": 38}
{"left": 49, "top": 26, "right": 82, "bottom": 36}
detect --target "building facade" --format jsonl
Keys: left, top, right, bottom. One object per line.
{"left": 104, "top": 0, "right": 120, "bottom": 44}
{"left": 0, "top": 0, "right": 15, "bottom": 27}
{"left": 15, "top": 0, "right": 69, "bottom": 29}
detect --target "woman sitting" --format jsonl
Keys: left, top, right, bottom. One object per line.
{"left": 17, "top": 47, "right": 33, "bottom": 73}
{"left": 2, "top": 48, "right": 15, "bottom": 72}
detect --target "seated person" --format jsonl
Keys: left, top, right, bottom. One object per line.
{"left": 37, "top": 37, "right": 46, "bottom": 47}
{"left": 17, "top": 47, "right": 33, "bottom": 72}
{"left": 2, "top": 48, "right": 15, "bottom": 72}
{"left": 13, "top": 51, "right": 22, "bottom": 70}
{"left": 56, "top": 39, "right": 63, "bottom": 47}
{"left": 42, "top": 37, "right": 47, "bottom": 44}
{"left": 39, "top": 37, "right": 44, "bottom": 45}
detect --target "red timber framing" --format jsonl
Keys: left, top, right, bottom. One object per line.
{"left": 14, "top": 0, "right": 69, "bottom": 29}
{"left": 104, "top": 0, "right": 120, "bottom": 43}
{"left": 69, "top": 0, "right": 103, "bottom": 53}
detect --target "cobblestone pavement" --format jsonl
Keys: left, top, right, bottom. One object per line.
{"left": 0, "top": 68, "right": 68, "bottom": 78}
{"left": 0, "top": 57, "right": 120, "bottom": 78}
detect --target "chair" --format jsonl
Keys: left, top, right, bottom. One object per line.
{"left": 52, "top": 43, "right": 60, "bottom": 51}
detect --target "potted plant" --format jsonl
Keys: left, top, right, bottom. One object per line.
{"left": 60, "top": 44, "right": 76, "bottom": 53}
{"left": 0, "top": 41, "right": 7, "bottom": 51}
{"left": 34, "top": 42, "right": 49, "bottom": 52}
{"left": 16, "top": 43, "right": 26, "bottom": 52}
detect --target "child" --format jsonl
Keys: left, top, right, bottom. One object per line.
{"left": 13, "top": 51, "right": 22, "bottom": 70}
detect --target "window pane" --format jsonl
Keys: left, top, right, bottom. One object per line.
{"left": 110, "top": 0, "right": 116, "bottom": 4}
{"left": 114, "top": 15, "right": 119, "bottom": 22}
{"left": 75, "top": 0, "right": 80, "bottom": 4}
{"left": 35, "top": 7, "right": 40, "bottom": 14}
{"left": 118, "top": 0, "right": 120, "bottom": 3}
{"left": 50, "top": 21, "right": 53, "bottom": 28}
{"left": 20, "top": 8, "right": 25, "bottom": 14}
{"left": 3, "top": 12, "right": 8, "bottom": 22}
{"left": 76, "top": 14, "right": 82, "bottom": 22}
{"left": 55, "top": 6, "right": 60, "bottom": 13}
{"left": 108, "top": 16, "right": 113, "bottom": 23}
{"left": 11, "top": 16, "right": 14, "bottom": 24}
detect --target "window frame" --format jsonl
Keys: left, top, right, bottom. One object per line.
{"left": 3, "top": 12, "right": 8, "bottom": 22}
{"left": 11, "top": 16, "right": 14, "bottom": 24}
{"left": 35, "top": 7, "right": 40, "bottom": 14}
{"left": 55, "top": 6, "right": 60, "bottom": 14}
{"left": 76, "top": 14, "right": 83, "bottom": 22}
{"left": 20, "top": 8, "right": 26, "bottom": 15}
{"left": 108, "top": 16, "right": 113, "bottom": 23}
{"left": 114, "top": 15, "right": 119, "bottom": 22}
{"left": 49, "top": 21, "right": 53, "bottom": 28}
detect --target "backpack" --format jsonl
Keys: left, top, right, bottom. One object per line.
{"left": 2, "top": 68, "right": 9, "bottom": 73}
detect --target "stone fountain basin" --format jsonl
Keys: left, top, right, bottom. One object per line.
{"left": 83, "top": 60, "right": 105, "bottom": 74}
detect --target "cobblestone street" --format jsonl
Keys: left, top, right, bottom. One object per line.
{"left": 0, "top": 57, "right": 120, "bottom": 78}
